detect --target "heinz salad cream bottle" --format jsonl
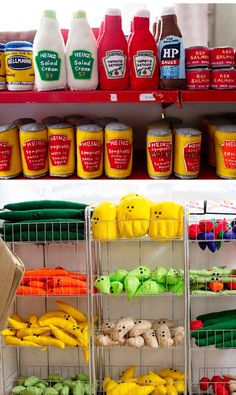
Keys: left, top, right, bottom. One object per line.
{"left": 66, "top": 10, "right": 98, "bottom": 90}
{"left": 33, "top": 10, "right": 66, "bottom": 90}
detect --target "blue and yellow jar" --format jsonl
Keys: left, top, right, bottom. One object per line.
{"left": 0, "top": 43, "right": 6, "bottom": 90}
{"left": 5, "top": 41, "right": 34, "bottom": 90}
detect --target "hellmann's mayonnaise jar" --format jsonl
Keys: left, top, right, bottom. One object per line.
{"left": 215, "top": 125, "right": 236, "bottom": 179}
{"left": 147, "top": 128, "right": 173, "bottom": 179}
{"left": 76, "top": 123, "right": 103, "bottom": 179}
{"left": 0, "top": 43, "right": 6, "bottom": 90}
{"left": 20, "top": 123, "right": 48, "bottom": 178}
{"left": 105, "top": 122, "right": 133, "bottom": 179}
{"left": 174, "top": 127, "right": 202, "bottom": 179}
{"left": 48, "top": 123, "right": 75, "bottom": 177}
{"left": 5, "top": 41, "right": 34, "bottom": 91}
{"left": 0, "top": 124, "right": 22, "bottom": 179}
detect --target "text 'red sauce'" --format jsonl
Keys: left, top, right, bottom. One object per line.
{"left": 128, "top": 9, "right": 158, "bottom": 89}
{"left": 158, "top": 7, "right": 185, "bottom": 89}
{"left": 98, "top": 8, "right": 129, "bottom": 89}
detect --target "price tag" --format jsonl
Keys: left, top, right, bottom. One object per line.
{"left": 139, "top": 93, "right": 156, "bottom": 101}
{"left": 110, "top": 94, "right": 118, "bottom": 102}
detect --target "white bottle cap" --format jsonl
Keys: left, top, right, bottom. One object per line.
{"left": 161, "top": 7, "right": 176, "bottom": 16}
{"left": 106, "top": 8, "right": 121, "bottom": 16}
{"left": 135, "top": 9, "right": 150, "bottom": 18}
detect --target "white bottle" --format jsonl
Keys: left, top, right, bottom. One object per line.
{"left": 66, "top": 10, "right": 98, "bottom": 90}
{"left": 33, "top": 10, "right": 66, "bottom": 91}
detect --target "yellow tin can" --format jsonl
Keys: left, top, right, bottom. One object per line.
{"left": 76, "top": 124, "right": 103, "bottom": 179}
{"left": 20, "top": 123, "right": 48, "bottom": 178}
{"left": 63, "top": 114, "right": 83, "bottom": 125}
{"left": 0, "top": 43, "right": 6, "bottom": 90}
{"left": 174, "top": 128, "right": 202, "bottom": 179}
{"left": 148, "top": 118, "right": 170, "bottom": 130}
{"left": 0, "top": 124, "right": 22, "bottom": 179}
{"left": 105, "top": 122, "right": 133, "bottom": 179}
{"left": 215, "top": 125, "right": 236, "bottom": 179}
{"left": 5, "top": 41, "right": 34, "bottom": 91}
{"left": 48, "top": 123, "right": 75, "bottom": 177}
{"left": 147, "top": 128, "right": 173, "bottom": 179}
{"left": 207, "top": 117, "right": 230, "bottom": 167}
{"left": 13, "top": 118, "right": 36, "bottom": 128}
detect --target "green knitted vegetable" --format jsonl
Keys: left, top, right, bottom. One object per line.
{"left": 216, "top": 339, "right": 236, "bottom": 348}
{"left": 4, "top": 200, "right": 87, "bottom": 211}
{"left": 196, "top": 331, "right": 236, "bottom": 347}
{"left": 136, "top": 280, "right": 166, "bottom": 296}
{"left": 0, "top": 209, "right": 84, "bottom": 222}
{"left": 166, "top": 269, "right": 181, "bottom": 285}
{"left": 73, "top": 381, "right": 85, "bottom": 395}
{"left": 124, "top": 276, "right": 140, "bottom": 299}
{"left": 151, "top": 267, "right": 167, "bottom": 283}
{"left": 128, "top": 266, "right": 151, "bottom": 281}
{"left": 75, "top": 374, "right": 89, "bottom": 382}
{"left": 0, "top": 219, "right": 84, "bottom": 235}
{"left": 12, "top": 386, "right": 26, "bottom": 394}
{"left": 2, "top": 230, "right": 83, "bottom": 242}
{"left": 110, "top": 281, "right": 123, "bottom": 295}
{"left": 94, "top": 276, "right": 110, "bottom": 294}
{"left": 109, "top": 270, "right": 128, "bottom": 283}
{"left": 197, "top": 309, "right": 236, "bottom": 322}
{"left": 24, "top": 376, "right": 39, "bottom": 387}
{"left": 60, "top": 386, "right": 69, "bottom": 395}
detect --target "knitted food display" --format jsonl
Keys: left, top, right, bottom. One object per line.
{"left": 92, "top": 201, "right": 119, "bottom": 241}
{"left": 149, "top": 202, "right": 184, "bottom": 239}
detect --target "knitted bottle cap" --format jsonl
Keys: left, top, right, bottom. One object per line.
{"left": 43, "top": 10, "right": 56, "bottom": 18}
{"left": 73, "top": 10, "right": 86, "bottom": 18}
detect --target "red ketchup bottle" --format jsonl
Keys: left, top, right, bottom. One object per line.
{"left": 129, "top": 10, "right": 159, "bottom": 89}
{"left": 98, "top": 8, "right": 129, "bottom": 89}
{"left": 97, "top": 20, "right": 104, "bottom": 45}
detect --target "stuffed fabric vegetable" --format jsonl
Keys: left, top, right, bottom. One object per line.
{"left": 149, "top": 202, "right": 184, "bottom": 239}
{"left": 118, "top": 195, "right": 150, "bottom": 238}
{"left": 92, "top": 201, "right": 119, "bottom": 241}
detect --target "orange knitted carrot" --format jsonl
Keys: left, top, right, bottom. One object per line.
{"left": 17, "top": 286, "right": 47, "bottom": 295}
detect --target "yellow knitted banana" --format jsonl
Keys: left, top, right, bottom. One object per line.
{"left": 27, "top": 314, "right": 38, "bottom": 328}
{"left": 120, "top": 366, "right": 136, "bottom": 382}
{"left": 17, "top": 327, "right": 50, "bottom": 338}
{"left": 82, "top": 347, "right": 89, "bottom": 363}
{"left": 56, "top": 300, "right": 87, "bottom": 322}
{"left": 127, "top": 385, "right": 155, "bottom": 395}
{"left": 4, "top": 336, "right": 39, "bottom": 347}
{"left": 39, "top": 317, "right": 74, "bottom": 332}
{"left": 137, "top": 374, "right": 166, "bottom": 386}
{"left": 166, "top": 384, "right": 178, "bottom": 395}
{"left": 10, "top": 313, "right": 24, "bottom": 322}
{"left": 23, "top": 335, "right": 65, "bottom": 349}
{"left": 1, "top": 328, "right": 16, "bottom": 336}
{"left": 103, "top": 377, "right": 118, "bottom": 392}
{"left": 174, "top": 380, "right": 185, "bottom": 393}
{"left": 38, "top": 311, "right": 77, "bottom": 325}
{"left": 8, "top": 318, "right": 28, "bottom": 330}
{"left": 49, "top": 325, "right": 78, "bottom": 347}
{"left": 153, "top": 385, "right": 167, "bottom": 395}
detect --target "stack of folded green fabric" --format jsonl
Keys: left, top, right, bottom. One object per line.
{"left": 0, "top": 200, "right": 87, "bottom": 242}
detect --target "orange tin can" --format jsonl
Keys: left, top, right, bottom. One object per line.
{"left": 0, "top": 124, "right": 22, "bottom": 179}
{"left": 20, "top": 123, "right": 48, "bottom": 178}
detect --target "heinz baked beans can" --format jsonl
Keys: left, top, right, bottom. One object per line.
{"left": 76, "top": 124, "right": 103, "bottom": 179}
{"left": 20, "top": 123, "right": 48, "bottom": 178}
{"left": 174, "top": 128, "right": 202, "bottom": 179}
{"left": 13, "top": 118, "right": 36, "bottom": 127}
{"left": 147, "top": 128, "right": 173, "bottom": 179}
{"left": 210, "top": 47, "right": 234, "bottom": 68}
{"left": 48, "top": 123, "right": 75, "bottom": 177}
{"left": 186, "top": 68, "right": 210, "bottom": 89}
{"left": 0, "top": 124, "right": 22, "bottom": 179}
{"left": 211, "top": 68, "right": 236, "bottom": 89}
{"left": 215, "top": 125, "right": 236, "bottom": 179}
{"left": 105, "top": 122, "right": 133, "bottom": 179}
{"left": 207, "top": 118, "right": 231, "bottom": 167}
{"left": 185, "top": 46, "right": 209, "bottom": 68}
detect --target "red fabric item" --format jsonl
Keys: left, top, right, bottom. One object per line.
{"left": 211, "top": 376, "right": 223, "bottom": 384}
{"left": 199, "top": 220, "right": 214, "bottom": 232}
{"left": 190, "top": 320, "right": 203, "bottom": 330}
{"left": 222, "top": 377, "right": 231, "bottom": 390}
{"left": 213, "top": 383, "right": 229, "bottom": 395}
{"left": 214, "top": 219, "right": 228, "bottom": 238}
{"left": 128, "top": 15, "right": 159, "bottom": 89}
{"left": 199, "top": 377, "right": 211, "bottom": 391}
{"left": 189, "top": 224, "right": 200, "bottom": 239}
{"left": 98, "top": 13, "right": 129, "bottom": 89}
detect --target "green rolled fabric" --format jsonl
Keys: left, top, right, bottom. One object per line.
{"left": 191, "top": 319, "right": 236, "bottom": 340}
{"left": 191, "top": 330, "right": 215, "bottom": 340}
{"left": 216, "top": 339, "right": 236, "bottom": 348}
{"left": 191, "top": 290, "right": 220, "bottom": 295}
{"left": 4, "top": 200, "right": 87, "bottom": 211}
{"left": 196, "top": 332, "right": 234, "bottom": 347}
{"left": 0, "top": 219, "right": 84, "bottom": 235}
{"left": 0, "top": 209, "right": 85, "bottom": 222}
{"left": 197, "top": 309, "right": 236, "bottom": 322}
{"left": 204, "top": 313, "right": 236, "bottom": 327}
{"left": 3, "top": 230, "right": 84, "bottom": 242}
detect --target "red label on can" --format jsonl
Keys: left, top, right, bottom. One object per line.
{"left": 185, "top": 47, "right": 209, "bottom": 67}
{"left": 107, "top": 138, "right": 132, "bottom": 170}
{"left": 211, "top": 69, "right": 236, "bottom": 89}
{"left": 49, "top": 134, "right": 71, "bottom": 166}
{"left": 221, "top": 140, "right": 236, "bottom": 169}
{"left": 183, "top": 141, "right": 201, "bottom": 173}
{"left": 23, "top": 139, "right": 47, "bottom": 171}
{"left": 186, "top": 69, "right": 210, "bottom": 89}
{"left": 0, "top": 141, "right": 12, "bottom": 171}
{"left": 148, "top": 140, "right": 172, "bottom": 172}
{"left": 210, "top": 47, "right": 234, "bottom": 67}
{"left": 79, "top": 139, "right": 102, "bottom": 172}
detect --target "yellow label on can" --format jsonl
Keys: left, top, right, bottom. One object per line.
{"left": 207, "top": 123, "right": 217, "bottom": 167}
{"left": 174, "top": 133, "right": 201, "bottom": 178}
{"left": 215, "top": 129, "right": 236, "bottom": 179}
{"left": 147, "top": 133, "right": 173, "bottom": 178}
{"left": 20, "top": 128, "right": 48, "bottom": 178}
{"left": 5, "top": 50, "right": 35, "bottom": 85}
{"left": 0, "top": 51, "right": 6, "bottom": 84}
{"left": 0, "top": 126, "right": 22, "bottom": 178}
{"left": 105, "top": 128, "right": 133, "bottom": 179}
{"left": 77, "top": 129, "right": 103, "bottom": 179}
{"left": 48, "top": 125, "right": 75, "bottom": 176}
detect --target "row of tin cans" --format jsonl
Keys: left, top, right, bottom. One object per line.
{"left": 0, "top": 115, "right": 134, "bottom": 180}
{"left": 185, "top": 46, "right": 236, "bottom": 68}
{"left": 186, "top": 68, "right": 236, "bottom": 90}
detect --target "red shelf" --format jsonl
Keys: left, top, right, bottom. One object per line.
{"left": 0, "top": 89, "right": 178, "bottom": 104}
{"left": 181, "top": 89, "right": 236, "bottom": 103}
{"left": 15, "top": 152, "right": 218, "bottom": 181}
